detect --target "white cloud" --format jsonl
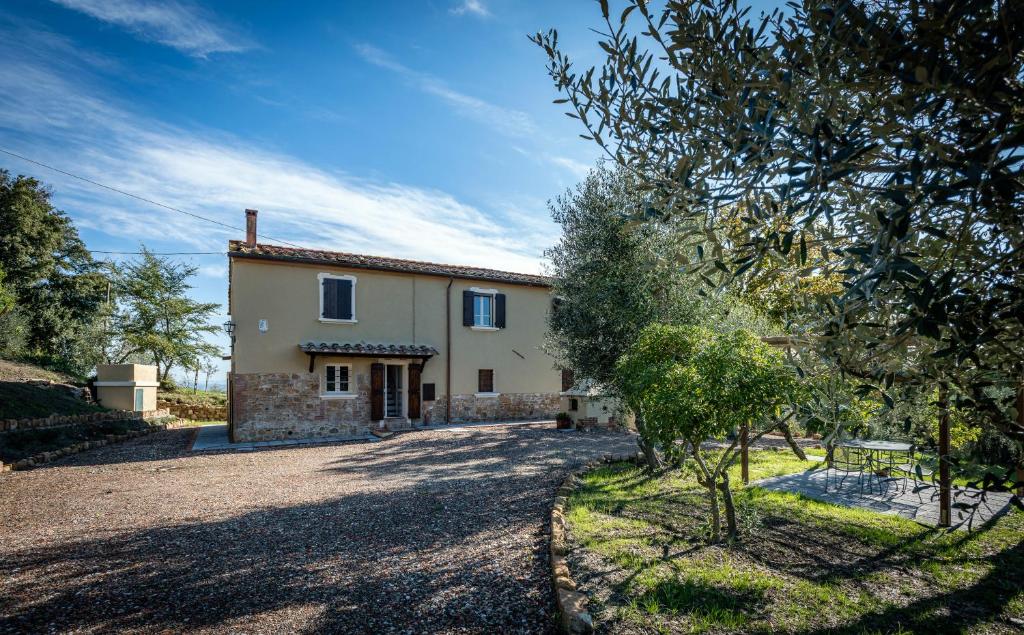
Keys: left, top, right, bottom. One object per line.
{"left": 49, "top": 0, "right": 248, "bottom": 57}
{"left": 354, "top": 43, "right": 535, "bottom": 138}
{"left": 0, "top": 52, "right": 547, "bottom": 274}
{"left": 450, "top": 0, "right": 490, "bottom": 17}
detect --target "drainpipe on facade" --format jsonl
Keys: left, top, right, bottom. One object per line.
{"left": 445, "top": 277, "right": 453, "bottom": 424}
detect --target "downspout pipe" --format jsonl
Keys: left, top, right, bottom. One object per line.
{"left": 446, "top": 277, "right": 453, "bottom": 424}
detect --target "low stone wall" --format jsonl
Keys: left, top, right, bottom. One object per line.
{"left": 426, "top": 392, "right": 561, "bottom": 425}
{"left": 550, "top": 451, "right": 643, "bottom": 634}
{"left": 0, "top": 408, "right": 170, "bottom": 432}
{"left": 574, "top": 416, "right": 628, "bottom": 433}
{"left": 0, "top": 421, "right": 172, "bottom": 471}
{"left": 157, "top": 401, "right": 227, "bottom": 421}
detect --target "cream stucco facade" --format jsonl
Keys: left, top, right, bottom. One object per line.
{"left": 227, "top": 248, "right": 561, "bottom": 441}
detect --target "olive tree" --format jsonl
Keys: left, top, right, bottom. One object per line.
{"left": 534, "top": 0, "right": 1024, "bottom": 481}
{"left": 616, "top": 324, "right": 795, "bottom": 542}
{"left": 546, "top": 167, "right": 703, "bottom": 467}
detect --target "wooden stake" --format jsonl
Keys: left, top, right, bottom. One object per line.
{"left": 938, "top": 385, "right": 951, "bottom": 528}
{"left": 1017, "top": 383, "right": 1024, "bottom": 497}
{"left": 741, "top": 421, "right": 749, "bottom": 485}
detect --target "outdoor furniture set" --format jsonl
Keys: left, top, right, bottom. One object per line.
{"left": 825, "top": 439, "right": 935, "bottom": 495}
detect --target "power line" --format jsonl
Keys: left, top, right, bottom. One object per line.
{"left": 0, "top": 146, "right": 303, "bottom": 248}
{"left": 90, "top": 250, "right": 225, "bottom": 255}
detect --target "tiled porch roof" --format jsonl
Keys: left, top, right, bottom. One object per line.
{"left": 299, "top": 342, "right": 439, "bottom": 358}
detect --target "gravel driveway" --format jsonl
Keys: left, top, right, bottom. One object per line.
{"left": 0, "top": 424, "right": 636, "bottom": 634}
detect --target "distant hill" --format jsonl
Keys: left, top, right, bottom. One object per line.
{"left": 0, "top": 359, "right": 104, "bottom": 420}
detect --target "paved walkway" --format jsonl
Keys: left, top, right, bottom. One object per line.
{"left": 0, "top": 423, "right": 636, "bottom": 633}
{"left": 755, "top": 469, "right": 1014, "bottom": 530}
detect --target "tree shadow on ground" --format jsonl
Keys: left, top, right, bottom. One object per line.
{"left": 0, "top": 481, "right": 554, "bottom": 633}
{"left": 322, "top": 427, "right": 638, "bottom": 486}
{"left": 1, "top": 427, "right": 639, "bottom": 633}
{"left": 569, "top": 463, "right": 1024, "bottom": 634}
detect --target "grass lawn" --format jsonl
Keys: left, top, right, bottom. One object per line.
{"left": 566, "top": 451, "right": 1024, "bottom": 634}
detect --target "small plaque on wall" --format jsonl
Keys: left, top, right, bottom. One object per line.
{"left": 422, "top": 383, "right": 436, "bottom": 401}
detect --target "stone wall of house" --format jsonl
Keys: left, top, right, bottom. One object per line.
{"left": 232, "top": 374, "right": 562, "bottom": 441}
{"left": 231, "top": 372, "right": 378, "bottom": 442}
{"left": 424, "top": 392, "right": 561, "bottom": 425}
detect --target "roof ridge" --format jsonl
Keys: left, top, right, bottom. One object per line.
{"left": 227, "top": 240, "right": 551, "bottom": 287}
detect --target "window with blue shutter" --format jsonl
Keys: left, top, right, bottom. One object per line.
{"left": 319, "top": 274, "right": 356, "bottom": 321}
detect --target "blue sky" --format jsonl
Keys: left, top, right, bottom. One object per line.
{"left": 0, "top": 0, "right": 776, "bottom": 384}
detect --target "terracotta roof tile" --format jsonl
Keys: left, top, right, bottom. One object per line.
{"left": 299, "top": 342, "right": 439, "bottom": 357}
{"left": 229, "top": 240, "right": 551, "bottom": 287}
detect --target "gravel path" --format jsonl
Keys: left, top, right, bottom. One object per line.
{"left": 0, "top": 425, "right": 636, "bottom": 634}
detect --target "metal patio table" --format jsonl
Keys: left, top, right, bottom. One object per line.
{"left": 829, "top": 439, "right": 914, "bottom": 494}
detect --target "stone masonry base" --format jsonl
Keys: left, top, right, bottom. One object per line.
{"left": 426, "top": 392, "right": 561, "bottom": 426}
{"left": 232, "top": 372, "right": 561, "bottom": 442}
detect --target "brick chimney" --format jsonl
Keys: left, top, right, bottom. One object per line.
{"left": 245, "top": 209, "right": 258, "bottom": 247}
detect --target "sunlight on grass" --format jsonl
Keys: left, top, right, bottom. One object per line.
{"left": 565, "top": 450, "right": 1024, "bottom": 633}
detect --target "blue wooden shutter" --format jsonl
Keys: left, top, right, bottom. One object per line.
{"left": 463, "top": 290, "right": 474, "bottom": 326}
{"left": 495, "top": 293, "right": 506, "bottom": 328}
{"left": 338, "top": 279, "right": 353, "bottom": 320}
{"left": 322, "top": 278, "right": 353, "bottom": 320}
{"left": 322, "top": 279, "right": 338, "bottom": 318}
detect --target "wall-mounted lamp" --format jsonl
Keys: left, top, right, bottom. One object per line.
{"left": 223, "top": 320, "right": 236, "bottom": 337}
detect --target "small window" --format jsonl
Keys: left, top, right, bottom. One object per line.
{"left": 473, "top": 294, "right": 493, "bottom": 327}
{"left": 569, "top": 398, "right": 578, "bottom": 411}
{"left": 478, "top": 369, "right": 494, "bottom": 393}
{"left": 319, "top": 273, "right": 356, "bottom": 322}
{"left": 324, "top": 364, "right": 351, "bottom": 394}
{"left": 422, "top": 383, "right": 436, "bottom": 402}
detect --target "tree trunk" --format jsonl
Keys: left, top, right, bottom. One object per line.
{"left": 634, "top": 411, "right": 664, "bottom": 471}
{"left": 707, "top": 479, "right": 721, "bottom": 543}
{"left": 718, "top": 468, "right": 738, "bottom": 541}
{"left": 690, "top": 444, "right": 721, "bottom": 543}
{"left": 779, "top": 422, "right": 807, "bottom": 460}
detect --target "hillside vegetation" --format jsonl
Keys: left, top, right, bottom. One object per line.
{"left": 0, "top": 358, "right": 104, "bottom": 420}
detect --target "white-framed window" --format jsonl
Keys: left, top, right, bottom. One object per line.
{"left": 473, "top": 293, "right": 493, "bottom": 327}
{"left": 318, "top": 273, "right": 357, "bottom": 323}
{"left": 322, "top": 363, "right": 354, "bottom": 398}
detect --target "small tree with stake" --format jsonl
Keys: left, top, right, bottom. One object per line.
{"left": 616, "top": 324, "right": 795, "bottom": 543}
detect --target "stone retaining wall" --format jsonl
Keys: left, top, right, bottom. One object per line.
{"left": 157, "top": 401, "right": 227, "bottom": 421}
{"left": 0, "top": 421, "right": 172, "bottom": 471}
{"left": 0, "top": 408, "right": 170, "bottom": 432}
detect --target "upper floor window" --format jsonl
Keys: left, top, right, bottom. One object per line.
{"left": 463, "top": 288, "right": 506, "bottom": 330}
{"left": 474, "top": 294, "right": 493, "bottom": 327}
{"left": 319, "top": 273, "right": 357, "bottom": 323}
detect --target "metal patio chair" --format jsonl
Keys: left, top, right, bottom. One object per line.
{"left": 825, "top": 444, "right": 880, "bottom": 495}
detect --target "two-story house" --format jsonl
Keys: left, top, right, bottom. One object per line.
{"left": 225, "top": 210, "right": 562, "bottom": 442}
